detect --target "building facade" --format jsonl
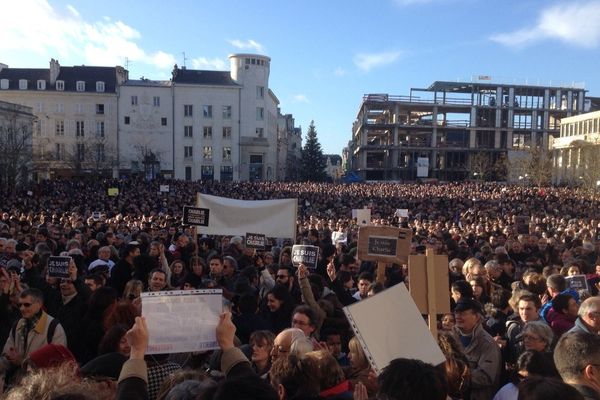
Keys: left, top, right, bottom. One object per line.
{"left": 347, "top": 81, "right": 591, "bottom": 181}
{"left": 0, "top": 100, "right": 35, "bottom": 189}
{"left": 0, "top": 54, "right": 302, "bottom": 182}
{"left": 552, "top": 110, "right": 600, "bottom": 187}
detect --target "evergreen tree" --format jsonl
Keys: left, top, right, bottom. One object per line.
{"left": 300, "top": 120, "right": 327, "bottom": 182}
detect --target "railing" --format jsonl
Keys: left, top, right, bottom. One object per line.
{"left": 363, "top": 94, "right": 473, "bottom": 106}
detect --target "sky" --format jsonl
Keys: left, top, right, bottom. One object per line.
{"left": 2, "top": 0, "right": 600, "bottom": 154}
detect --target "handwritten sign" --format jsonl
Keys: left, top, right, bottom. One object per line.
{"left": 358, "top": 226, "right": 412, "bottom": 263}
{"left": 291, "top": 245, "right": 320, "bottom": 270}
{"left": 48, "top": 256, "right": 71, "bottom": 279}
{"left": 183, "top": 206, "right": 210, "bottom": 226}
{"left": 246, "top": 233, "right": 266, "bottom": 249}
{"left": 142, "top": 289, "right": 223, "bottom": 354}
{"left": 566, "top": 275, "right": 590, "bottom": 292}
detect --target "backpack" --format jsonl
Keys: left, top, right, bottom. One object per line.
{"left": 11, "top": 317, "right": 60, "bottom": 345}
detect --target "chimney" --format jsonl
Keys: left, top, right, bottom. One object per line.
{"left": 49, "top": 58, "right": 60, "bottom": 85}
{"left": 0, "top": 63, "right": 7, "bottom": 72}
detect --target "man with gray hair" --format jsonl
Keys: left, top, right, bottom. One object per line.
{"left": 484, "top": 259, "right": 512, "bottom": 290}
{"left": 569, "top": 297, "right": 600, "bottom": 335}
{"left": 554, "top": 331, "right": 600, "bottom": 399}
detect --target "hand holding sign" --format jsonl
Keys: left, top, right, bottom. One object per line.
{"left": 126, "top": 316, "right": 149, "bottom": 360}
{"left": 216, "top": 312, "right": 236, "bottom": 351}
{"left": 297, "top": 264, "right": 309, "bottom": 280}
{"left": 327, "top": 261, "right": 337, "bottom": 282}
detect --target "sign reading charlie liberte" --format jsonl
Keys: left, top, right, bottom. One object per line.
{"left": 358, "top": 226, "right": 412, "bottom": 263}
{"left": 291, "top": 245, "right": 320, "bottom": 270}
{"left": 48, "top": 256, "right": 71, "bottom": 279}
{"left": 183, "top": 206, "right": 210, "bottom": 226}
{"left": 246, "top": 233, "right": 266, "bottom": 249}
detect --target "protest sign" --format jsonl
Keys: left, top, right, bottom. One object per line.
{"left": 183, "top": 206, "right": 210, "bottom": 226}
{"left": 343, "top": 282, "right": 445, "bottom": 374}
{"left": 395, "top": 209, "right": 409, "bottom": 218}
{"left": 48, "top": 256, "right": 71, "bottom": 279}
{"left": 108, "top": 187, "right": 119, "bottom": 197}
{"left": 92, "top": 211, "right": 101, "bottom": 220}
{"left": 160, "top": 185, "right": 170, "bottom": 193}
{"left": 352, "top": 209, "right": 371, "bottom": 226}
{"left": 142, "top": 289, "right": 223, "bottom": 354}
{"left": 197, "top": 194, "right": 297, "bottom": 239}
{"left": 357, "top": 226, "right": 412, "bottom": 264}
{"left": 566, "top": 275, "right": 589, "bottom": 292}
{"left": 291, "top": 245, "right": 320, "bottom": 269}
{"left": 245, "top": 233, "right": 266, "bottom": 249}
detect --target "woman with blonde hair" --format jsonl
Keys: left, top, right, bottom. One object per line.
{"left": 346, "top": 336, "right": 378, "bottom": 397}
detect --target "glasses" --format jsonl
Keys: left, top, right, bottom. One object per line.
{"left": 19, "top": 302, "right": 32, "bottom": 308}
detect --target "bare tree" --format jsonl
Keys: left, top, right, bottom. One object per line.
{"left": 133, "top": 144, "right": 163, "bottom": 179}
{"left": 88, "top": 135, "right": 117, "bottom": 174}
{"left": 509, "top": 147, "right": 553, "bottom": 187}
{"left": 470, "top": 152, "right": 490, "bottom": 181}
{"left": 0, "top": 103, "right": 34, "bottom": 195}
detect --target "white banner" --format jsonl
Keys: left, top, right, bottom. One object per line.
{"left": 142, "top": 289, "right": 222, "bottom": 354}
{"left": 197, "top": 193, "right": 297, "bottom": 238}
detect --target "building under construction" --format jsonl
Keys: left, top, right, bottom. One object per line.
{"left": 347, "top": 80, "right": 592, "bottom": 181}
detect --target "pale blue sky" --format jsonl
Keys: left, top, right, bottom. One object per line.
{"left": 2, "top": 0, "right": 600, "bottom": 154}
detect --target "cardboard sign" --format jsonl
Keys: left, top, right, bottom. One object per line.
{"left": 358, "top": 226, "right": 412, "bottom": 263}
{"left": 48, "top": 256, "right": 71, "bottom": 279}
{"left": 245, "top": 233, "right": 266, "bottom": 249}
{"left": 343, "top": 283, "right": 445, "bottom": 374}
{"left": 108, "top": 187, "right": 119, "bottom": 197}
{"left": 408, "top": 253, "right": 451, "bottom": 314}
{"left": 142, "top": 289, "right": 222, "bottom": 354}
{"left": 183, "top": 206, "right": 210, "bottom": 226}
{"left": 566, "top": 275, "right": 590, "bottom": 292}
{"left": 291, "top": 245, "right": 320, "bottom": 269}
{"left": 160, "top": 185, "right": 170, "bottom": 193}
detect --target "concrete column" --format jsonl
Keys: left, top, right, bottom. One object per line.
{"left": 432, "top": 106, "right": 438, "bottom": 147}
{"left": 544, "top": 89, "right": 550, "bottom": 110}
{"left": 494, "top": 128, "right": 501, "bottom": 149}
{"left": 507, "top": 130, "right": 513, "bottom": 149}
{"left": 469, "top": 128, "right": 476, "bottom": 148}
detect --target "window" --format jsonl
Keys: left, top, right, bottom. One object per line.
{"left": 161, "top": 117, "right": 167, "bottom": 126}
{"left": 96, "top": 121, "right": 105, "bottom": 137}
{"left": 55, "top": 120, "right": 64, "bottom": 136}
{"left": 56, "top": 103, "right": 64, "bottom": 113}
{"left": 256, "top": 107, "right": 264, "bottom": 120}
{"left": 184, "top": 104, "right": 193, "bottom": 117}
{"left": 220, "top": 166, "right": 233, "bottom": 182}
{"left": 76, "top": 121, "right": 85, "bottom": 138}
{"left": 37, "top": 80, "right": 46, "bottom": 90}
{"left": 153, "top": 96, "right": 160, "bottom": 107}
{"left": 96, "top": 104, "right": 104, "bottom": 114}
{"left": 222, "top": 105, "right": 232, "bottom": 119}
{"left": 19, "top": 79, "right": 28, "bottom": 90}
{"left": 203, "top": 146, "right": 212, "bottom": 160}
{"left": 131, "top": 96, "right": 138, "bottom": 106}
{"left": 76, "top": 103, "right": 84, "bottom": 114}
{"left": 201, "top": 165, "right": 214, "bottom": 181}
{"left": 185, "top": 166, "right": 192, "bottom": 181}
{"left": 184, "top": 146, "right": 193, "bottom": 159}
{"left": 222, "top": 147, "right": 231, "bottom": 161}
{"left": 203, "top": 105, "right": 212, "bottom": 118}
{"left": 124, "top": 116, "right": 130, "bottom": 125}
{"left": 0, "top": 79, "right": 8, "bottom": 89}
{"left": 257, "top": 86, "right": 264, "bottom": 99}
{"left": 96, "top": 81, "right": 105, "bottom": 92}
{"left": 256, "top": 127, "right": 264, "bottom": 137}
{"left": 184, "top": 125, "right": 193, "bottom": 138}
{"left": 55, "top": 143, "right": 64, "bottom": 160}
{"left": 203, "top": 126, "right": 212, "bottom": 139}
{"left": 223, "top": 127, "right": 232, "bottom": 139}
{"left": 56, "top": 80, "right": 64, "bottom": 91}
{"left": 96, "top": 144, "right": 105, "bottom": 162}
{"left": 76, "top": 81, "right": 85, "bottom": 92}
{"left": 77, "top": 143, "right": 85, "bottom": 161}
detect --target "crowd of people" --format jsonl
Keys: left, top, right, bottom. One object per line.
{"left": 0, "top": 177, "right": 599, "bottom": 400}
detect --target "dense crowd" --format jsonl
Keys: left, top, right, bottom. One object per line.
{"left": 0, "top": 178, "right": 600, "bottom": 400}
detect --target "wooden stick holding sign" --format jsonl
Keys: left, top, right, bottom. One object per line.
{"left": 408, "top": 248, "right": 450, "bottom": 337}
{"left": 185, "top": 196, "right": 210, "bottom": 256}
{"left": 357, "top": 226, "right": 412, "bottom": 284}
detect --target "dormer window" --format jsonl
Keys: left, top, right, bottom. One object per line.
{"left": 76, "top": 81, "right": 85, "bottom": 92}
{"left": 96, "top": 81, "right": 105, "bottom": 92}
{"left": 0, "top": 79, "right": 8, "bottom": 89}
{"left": 56, "top": 80, "right": 65, "bottom": 91}
{"left": 37, "top": 80, "right": 46, "bottom": 90}
{"left": 19, "top": 79, "right": 28, "bottom": 90}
